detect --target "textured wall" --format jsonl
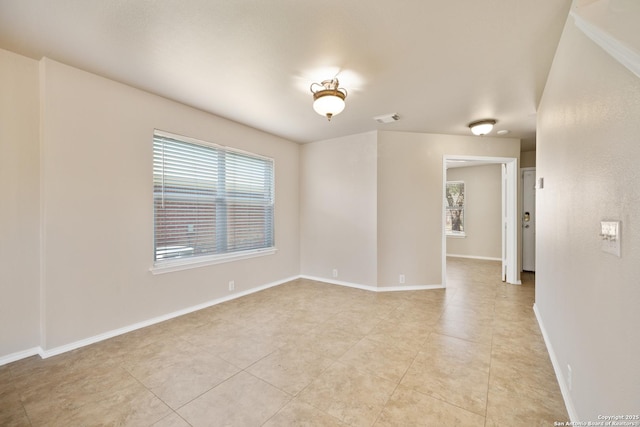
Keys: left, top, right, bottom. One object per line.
{"left": 520, "top": 150, "right": 536, "bottom": 168}
{"left": 0, "top": 49, "right": 40, "bottom": 359}
{"left": 38, "top": 58, "right": 300, "bottom": 350}
{"left": 446, "top": 164, "right": 502, "bottom": 260}
{"left": 300, "top": 133, "right": 378, "bottom": 287}
{"left": 377, "top": 131, "right": 520, "bottom": 287}
{"left": 536, "top": 12, "right": 640, "bottom": 420}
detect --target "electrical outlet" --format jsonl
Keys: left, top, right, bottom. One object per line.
{"left": 399, "top": 274, "right": 405, "bottom": 284}
{"left": 332, "top": 269, "right": 338, "bottom": 278}
{"left": 567, "top": 364, "right": 572, "bottom": 391}
{"left": 228, "top": 280, "right": 235, "bottom": 291}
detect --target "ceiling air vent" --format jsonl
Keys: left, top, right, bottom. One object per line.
{"left": 373, "top": 113, "right": 399, "bottom": 124}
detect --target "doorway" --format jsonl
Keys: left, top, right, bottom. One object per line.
{"left": 521, "top": 168, "right": 536, "bottom": 271}
{"left": 442, "top": 155, "right": 520, "bottom": 286}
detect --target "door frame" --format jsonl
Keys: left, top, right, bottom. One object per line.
{"left": 442, "top": 155, "right": 520, "bottom": 286}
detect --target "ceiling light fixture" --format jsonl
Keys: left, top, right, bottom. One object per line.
{"left": 310, "top": 78, "right": 347, "bottom": 121}
{"left": 468, "top": 119, "right": 496, "bottom": 136}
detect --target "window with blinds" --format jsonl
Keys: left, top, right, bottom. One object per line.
{"left": 153, "top": 131, "right": 274, "bottom": 265}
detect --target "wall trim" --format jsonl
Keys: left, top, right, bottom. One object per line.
{"left": 533, "top": 303, "right": 579, "bottom": 422}
{"left": 3, "top": 274, "right": 446, "bottom": 365}
{"left": 570, "top": 3, "right": 640, "bottom": 79}
{"left": 446, "top": 254, "right": 502, "bottom": 262}
{"left": 446, "top": 254, "right": 520, "bottom": 283}
{"left": 299, "top": 275, "right": 444, "bottom": 292}
{"left": 150, "top": 247, "right": 278, "bottom": 275}
{"left": 35, "top": 275, "right": 298, "bottom": 360}
{"left": 0, "top": 347, "right": 42, "bottom": 367}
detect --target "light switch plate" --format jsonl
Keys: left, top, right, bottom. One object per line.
{"left": 600, "top": 220, "right": 621, "bottom": 257}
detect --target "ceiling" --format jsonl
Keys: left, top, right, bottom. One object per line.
{"left": 0, "top": 0, "right": 573, "bottom": 150}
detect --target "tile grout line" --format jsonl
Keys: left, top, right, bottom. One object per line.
{"left": 371, "top": 329, "right": 433, "bottom": 426}
{"left": 120, "top": 364, "right": 187, "bottom": 425}
{"left": 484, "top": 287, "right": 499, "bottom": 427}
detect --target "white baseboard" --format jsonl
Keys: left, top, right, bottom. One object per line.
{"left": 2, "top": 273, "right": 446, "bottom": 365}
{"left": 0, "top": 347, "right": 42, "bottom": 367}
{"left": 299, "top": 275, "right": 444, "bottom": 292}
{"left": 445, "top": 254, "right": 521, "bottom": 285}
{"left": 533, "top": 303, "right": 579, "bottom": 421}
{"left": 3, "top": 275, "right": 298, "bottom": 364}
{"left": 446, "top": 254, "right": 502, "bottom": 261}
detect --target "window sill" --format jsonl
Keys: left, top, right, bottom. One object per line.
{"left": 446, "top": 233, "right": 466, "bottom": 238}
{"left": 150, "top": 247, "right": 277, "bottom": 275}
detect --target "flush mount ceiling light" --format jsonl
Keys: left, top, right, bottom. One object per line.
{"left": 468, "top": 119, "right": 497, "bottom": 136}
{"left": 310, "top": 78, "right": 347, "bottom": 121}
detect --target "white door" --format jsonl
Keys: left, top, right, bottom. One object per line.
{"left": 522, "top": 169, "right": 536, "bottom": 271}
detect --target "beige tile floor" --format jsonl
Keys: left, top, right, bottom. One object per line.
{"left": 1, "top": 258, "right": 568, "bottom": 426}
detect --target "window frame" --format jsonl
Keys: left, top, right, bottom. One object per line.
{"left": 445, "top": 180, "right": 466, "bottom": 237}
{"left": 150, "top": 130, "right": 276, "bottom": 274}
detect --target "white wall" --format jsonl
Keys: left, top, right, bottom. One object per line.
{"left": 446, "top": 164, "right": 502, "bottom": 260}
{"left": 377, "top": 131, "right": 520, "bottom": 288}
{"left": 299, "top": 131, "right": 520, "bottom": 289}
{"left": 0, "top": 56, "right": 300, "bottom": 357}
{"left": 521, "top": 150, "right": 536, "bottom": 168}
{"left": 0, "top": 49, "right": 41, "bottom": 358}
{"left": 40, "top": 58, "right": 301, "bottom": 350}
{"left": 299, "top": 133, "right": 377, "bottom": 286}
{"left": 536, "top": 10, "right": 640, "bottom": 421}
{"left": 0, "top": 49, "right": 527, "bottom": 362}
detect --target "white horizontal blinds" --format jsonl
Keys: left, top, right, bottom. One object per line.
{"left": 153, "top": 132, "right": 274, "bottom": 262}
{"left": 223, "top": 151, "right": 274, "bottom": 252}
{"left": 153, "top": 135, "right": 219, "bottom": 260}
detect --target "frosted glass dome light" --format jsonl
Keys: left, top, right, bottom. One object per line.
{"left": 310, "top": 78, "right": 347, "bottom": 121}
{"left": 469, "top": 119, "right": 496, "bottom": 136}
